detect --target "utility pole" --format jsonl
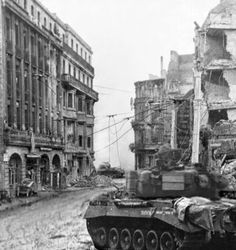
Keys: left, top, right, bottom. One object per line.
{"left": 108, "top": 115, "right": 111, "bottom": 163}
{"left": 170, "top": 102, "right": 177, "bottom": 149}
{"left": 191, "top": 68, "right": 202, "bottom": 164}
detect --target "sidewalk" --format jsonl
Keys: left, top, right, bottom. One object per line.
{"left": 0, "top": 190, "right": 59, "bottom": 213}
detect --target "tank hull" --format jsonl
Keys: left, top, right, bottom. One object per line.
{"left": 85, "top": 195, "right": 236, "bottom": 250}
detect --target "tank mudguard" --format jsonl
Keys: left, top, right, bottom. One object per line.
{"left": 84, "top": 203, "right": 201, "bottom": 233}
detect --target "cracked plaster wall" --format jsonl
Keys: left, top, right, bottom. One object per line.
{"left": 225, "top": 31, "right": 236, "bottom": 59}
{"left": 204, "top": 81, "right": 230, "bottom": 102}
{"left": 223, "top": 70, "right": 236, "bottom": 100}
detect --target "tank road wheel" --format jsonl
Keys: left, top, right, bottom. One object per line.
{"left": 133, "top": 229, "right": 145, "bottom": 250}
{"left": 146, "top": 230, "right": 159, "bottom": 250}
{"left": 94, "top": 227, "right": 107, "bottom": 248}
{"left": 108, "top": 227, "right": 119, "bottom": 249}
{"left": 160, "top": 232, "right": 176, "bottom": 250}
{"left": 120, "top": 228, "right": 132, "bottom": 250}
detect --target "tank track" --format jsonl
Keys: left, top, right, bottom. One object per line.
{"left": 86, "top": 216, "right": 229, "bottom": 250}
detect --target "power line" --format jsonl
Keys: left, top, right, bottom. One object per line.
{"left": 94, "top": 85, "right": 133, "bottom": 93}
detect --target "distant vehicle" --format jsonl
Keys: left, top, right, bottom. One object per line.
{"left": 97, "top": 162, "right": 125, "bottom": 178}
{"left": 16, "top": 178, "right": 37, "bottom": 197}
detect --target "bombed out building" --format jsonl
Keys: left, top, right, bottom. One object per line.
{"left": 0, "top": 0, "right": 98, "bottom": 197}
{"left": 132, "top": 52, "right": 194, "bottom": 169}
{"left": 195, "top": 0, "right": 236, "bottom": 127}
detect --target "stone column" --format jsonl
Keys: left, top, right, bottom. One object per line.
{"left": 191, "top": 70, "right": 202, "bottom": 164}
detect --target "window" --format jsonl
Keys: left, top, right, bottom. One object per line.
{"left": 6, "top": 17, "right": 11, "bottom": 42}
{"left": 71, "top": 39, "right": 73, "bottom": 49}
{"left": 63, "top": 34, "right": 65, "bottom": 43}
{"left": 62, "top": 59, "right": 65, "bottom": 73}
{"left": 73, "top": 66, "right": 76, "bottom": 78}
{"left": 77, "top": 96, "right": 83, "bottom": 112}
{"left": 39, "top": 111, "right": 43, "bottom": 134}
{"left": 45, "top": 79, "right": 48, "bottom": 106}
{"left": 76, "top": 44, "right": 78, "bottom": 53}
{"left": 16, "top": 60, "right": 21, "bottom": 100}
{"left": 63, "top": 91, "right": 66, "bottom": 107}
{"left": 25, "top": 104, "right": 29, "bottom": 130}
{"left": 44, "top": 17, "right": 47, "bottom": 27}
{"left": 49, "top": 22, "right": 52, "bottom": 31}
{"left": 15, "top": 22, "right": 20, "bottom": 47}
{"left": 79, "top": 135, "right": 83, "bottom": 147}
{"left": 32, "top": 108, "right": 36, "bottom": 132}
{"left": 87, "top": 76, "right": 89, "bottom": 86}
{"left": 45, "top": 113, "right": 49, "bottom": 134}
{"left": 24, "top": 67, "right": 29, "bottom": 102}
{"left": 37, "top": 11, "right": 40, "bottom": 23}
{"left": 31, "top": 34, "right": 35, "bottom": 56}
{"left": 86, "top": 101, "right": 91, "bottom": 115}
{"left": 16, "top": 102, "right": 20, "bottom": 130}
{"left": 23, "top": 27, "right": 28, "bottom": 52}
{"left": 24, "top": 0, "right": 27, "bottom": 9}
{"left": 80, "top": 48, "right": 83, "bottom": 57}
{"left": 68, "top": 92, "right": 74, "bottom": 108}
{"left": 32, "top": 70, "right": 36, "bottom": 104}
{"left": 69, "top": 64, "right": 71, "bottom": 75}
{"left": 87, "top": 137, "right": 91, "bottom": 148}
{"left": 82, "top": 73, "right": 85, "bottom": 83}
{"left": 6, "top": 55, "right": 12, "bottom": 100}
{"left": 39, "top": 77, "right": 42, "bottom": 107}
{"left": 31, "top": 5, "right": 34, "bottom": 16}
{"left": 88, "top": 55, "right": 91, "bottom": 64}
{"left": 85, "top": 51, "right": 87, "bottom": 61}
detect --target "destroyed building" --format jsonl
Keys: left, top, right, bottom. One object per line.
{"left": 132, "top": 52, "right": 194, "bottom": 169}
{"left": 0, "top": 0, "right": 98, "bottom": 197}
{"left": 195, "top": 0, "right": 236, "bottom": 126}
{"left": 132, "top": 78, "right": 167, "bottom": 169}
{"left": 193, "top": 0, "right": 236, "bottom": 167}
{"left": 166, "top": 51, "right": 194, "bottom": 150}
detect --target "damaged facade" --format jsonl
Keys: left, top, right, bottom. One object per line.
{"left": 193, "top": 0, "right": 236, "bottom": 167}
{"left": 132, "top": 78, "right": 170, "bottom": 169}
{"left": 195, "top": 0, "right": 236, "bottom": 127}
{"left": 0, "top": 0, "right": 98, "bottom": 197}
{"left": 133, "top": 0, "right": 236, "bottom": 170}
{"left": 132, "top": 52, "right": 194, "bottom": 169}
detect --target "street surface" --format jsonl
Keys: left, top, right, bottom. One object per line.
{"left": 0, "top": 187, "right": 113, "bottom": 250}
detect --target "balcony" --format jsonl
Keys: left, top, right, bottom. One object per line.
{"left": 77, "top": 112, "right": 86, "bottom": 122}
{"left": 86, "top": 115, "right": 95, "bottom": 125}
{"left": 61, "top": 74, "right": 98, "bottom": 101}
{"left": 62, "top": 108, "right": 77, "bottom": 120}
{"left": 4, "top": 130, "right": 64, "bottom": 149}
{"left": 64, "top": 143, "right": 86, "bottom": 154}
{"left": 63, "top": 43, "right": 94, "bottom": 75}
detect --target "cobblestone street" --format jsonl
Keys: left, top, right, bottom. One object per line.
{"left": 0, "top": 188, "right": 112, "bottom": 250}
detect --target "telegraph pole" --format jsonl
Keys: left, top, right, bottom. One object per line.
{"left": 191, "top": 68, "right": 202, "bottom": 163}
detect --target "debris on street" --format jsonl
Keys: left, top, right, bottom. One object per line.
{"left": 69, "top": 175, "right": 114, "bottom": 188}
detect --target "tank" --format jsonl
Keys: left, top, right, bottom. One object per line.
{"left": 84, "top": 147, "right": 236, "bottom": 250}
{"left": 97, "top": 162, "right": 125, "bottom": 178}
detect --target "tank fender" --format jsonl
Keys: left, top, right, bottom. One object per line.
{"left": 150, "top": 208, "right": 202, "bottom": 233}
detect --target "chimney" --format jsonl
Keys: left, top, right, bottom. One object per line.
{"left": 160, "top": 56, "right": 164, "bottom": 78}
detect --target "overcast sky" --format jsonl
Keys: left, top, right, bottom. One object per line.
{"left": 40, "top": 0, "right": 219, "bottom": 169}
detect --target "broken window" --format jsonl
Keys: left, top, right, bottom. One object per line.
{"left": 208, "top": 109, "right": 228, "bottom": 128}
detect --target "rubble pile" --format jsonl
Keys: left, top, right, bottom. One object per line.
{"left": 221, "top": 160, "right": 236, "bottom": 190}
{"left": 92, "top": 175, "right": 113, "bottom": 187}
{"left": 69, "top": 175, "right": 113, "bottom": 188}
